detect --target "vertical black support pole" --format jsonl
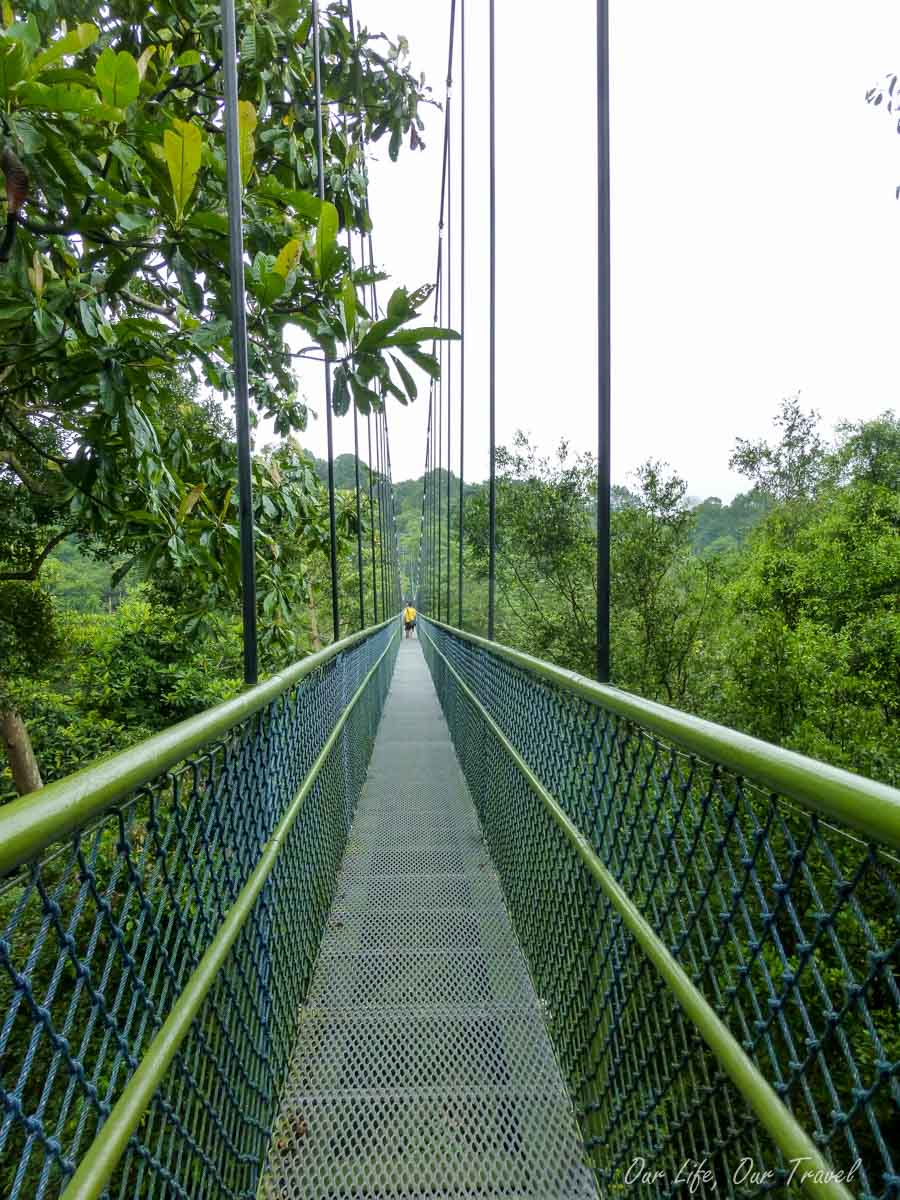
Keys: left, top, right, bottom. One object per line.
{"left": 437, "top": 284, "right": 443, "bottom": 623}
{"left": 382, "top": 414, "right": 390, "bottom": 610}
{"left": 221, "top": 0, "right": 258, "bottom": 685}
{"left": 487, "top": 0, "right": 497, "bottom": 641}
{"left": 352, "top": 403, "right": 365, "bottom": 628}
{"left": 428, "top": 388, "right": 434, "bottom": 613}
{"left": 446, "top": 107, "right": 452, "bottom": 624}
{"left": 383, "top": 413, "right": 393, "bottom": 611}
{"left": 384, "top": 404, "right": 398, "bottom": 609}
{"left": 367, "top": 413, "right": 379, "bottom": 621}
{"left": 458, "top": 0, "right": 466, "bottom": 627}
{"left": 422, "top": 436, "right": 429, "bottom": 612}
{"left": 596, "top": 0, "right": 611, "bottom": 682}
{"left": 374, "top": 410, "right": 383, "bottom": 609}
{"left": 377, "top": 411, "right": 388, "bottom": 611}
{"left": 434, "top": 393, "right": 439, "bottom": 614}
{"left": 311, "top": 0, "right": 340, "bottom": 642}
{"left": 346, "top": 224, "right": 364, "bottom": 630}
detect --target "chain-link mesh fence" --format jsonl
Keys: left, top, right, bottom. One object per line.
{"left": 0, "top": 621, "right": 397, "bottom": 1200}
{"left": 421, "top": 619, "right": 899, "bottom": 1200}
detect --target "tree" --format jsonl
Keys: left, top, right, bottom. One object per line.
{"left": 729, "top": 394, "right": 830, "bottom": 502}
{"left": 0, "top": 0, "right": 456, "bottom": 791}
{"left": 0, "top": 0, "right": 452, "bottom": 584}
{"left": 722, "top": 411, "right": 900, "bottom": 784}
{"left": 461, "top": 437, "right": 723, "bottom": 703}
{"left": 464, "top": 435, "right": 598, "bottom": 674}
{"left": 611, "top": 461, "right": 725, "bottom": 707}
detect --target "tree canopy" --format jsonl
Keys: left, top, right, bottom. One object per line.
{"left": 0, "top": 0, "right": 453, "bottom": 608}
{"left": 1, "top": 0, "right": 458, "bottom": 793}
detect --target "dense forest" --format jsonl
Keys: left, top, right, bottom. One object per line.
{"left": 411, "top": 397, "right": 900, "bottom": 789}
{"left": 0, "top": 0, "right": 460, "bottom": 801}
{"left": 3, "top": 395, "right": 897, "bottom": 803}
{"left": 0, "top": 6, "right": 896, "bottom": 1196}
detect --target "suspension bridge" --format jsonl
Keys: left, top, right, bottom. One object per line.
{"left": 1, "top": 0, "right": 899, "bottom": 1197}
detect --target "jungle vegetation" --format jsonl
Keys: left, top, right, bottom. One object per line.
{"left": 412, "top": 397, "right": 900, "bottom": 790}
{"left": 0, "top": 0, "right": 454, "bottom": 797}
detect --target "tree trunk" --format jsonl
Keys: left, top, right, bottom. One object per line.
{"left": 307, "top": 590, "right": 322, "bottom": 652}
{"left": 0, "top": 706, "right": 43, "bottom": 795}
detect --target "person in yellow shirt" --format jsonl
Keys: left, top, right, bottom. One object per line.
{"left": 403, "top": 602, "right": 417, "bottom": 638}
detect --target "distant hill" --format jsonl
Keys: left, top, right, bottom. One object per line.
{"left": 690, "top": 490, "right": 771, "bottom": 553}
{"left": 311, "top": 453, "right": 374, "bottom": 491}
{"left": 308, "top": 453, "right": 768, "bottom": 570}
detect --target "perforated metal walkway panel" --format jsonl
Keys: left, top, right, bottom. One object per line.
{"left": 259, "top": 638, "right": 597, "bottom": 1199}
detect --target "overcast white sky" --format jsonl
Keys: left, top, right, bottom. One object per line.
{"left": 290, "top": 1, "right": 900, "bottom": 501}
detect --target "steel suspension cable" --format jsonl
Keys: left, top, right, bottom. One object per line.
{"left": 352, "top": 402, "right": 365, "bottom": 627}
{"left": 446, "top": 85, "right": 453, "bottom": 623}
{"left": 596, "top": 0, "right": 611, "bottom": 682}
{"left": 381, "top": 410, "right": 392, "bottom": 609}
{"left": 346, "top": 0, "right": 378, "bottom": 628}
{"left": 457, "top": 0, "right": 466, "bottom": 626}
{"left": 384, "top": 403, "right": 399, "bottom": 609}
{"left": 375, "top": 408, "right": 386, "bottom": 612}
{"left": 434, "top": 388, "right": 439, "bottom": 614}
{"left": 425, "top": 243, "right": 443, "bottom": 616}
{"left": 422, "top": 432, "right": 430, "bottom": 609}
{"left": 412, "top": 0, "right": 457, "bottom": 620}
{"left": 220, "top": 0, "right": 258, "bottom": 684}
{"left": 436, "top": 278, "right": 443, "bottom": 622}
{"left": 366, "top": 412, "right": 378, "bottom": 621}
{"left": 436, "top": 1, "right": 456, "bottom": 624}
{"left": 381, "top": 412, "right": 393, "bottom": 609}
{"left": 311, "top": 0, "right": 340, "bottom": 642}
{"left": 344, "top": 218, "right": 365, "bottom": 628}
{"left": 487, "top": 0, "right": 497, "bottom": 640}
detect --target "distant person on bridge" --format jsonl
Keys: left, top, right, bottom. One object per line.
{"left": 403, "top": 603, "right": 417, "bottom": 638}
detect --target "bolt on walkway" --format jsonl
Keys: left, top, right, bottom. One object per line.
{"left": 260, "top": 637, "right": 597, "bottom": 1199}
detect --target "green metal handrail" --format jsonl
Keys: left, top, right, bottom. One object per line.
{"left": 422, "top": 617, "right": 900, "bottom": 851}
{"left": 0, "top": 617, "right": 400, "bottom": 1200}
{"left": 0, "top": 616, "right": 397, "bottom": 880}
{"left": 61, "top": 623, "right": 399, "bottom": 1200}
{"left": 420, "top": 616, "right": 899, "bottom": 1200}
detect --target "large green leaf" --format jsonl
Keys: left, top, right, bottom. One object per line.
{"left": 285, "top": 189, "right": 321, "bottom": 220}
{"left": 15, "top": 79, "right": 99, "bottom": 112}
{"left": 104, "top": 247, "right": 149, "bottom": 296}
{"left": 386, "top": 287, "right": 413, "bottom": 318}
{"left": 187, "top": 211, "right": 228, "bottom": 235}
{"left": 0, "top": 39, "right": 26, "bottom": 97}
{"left": 341, "top": 273, "right": 357, "bottom": 337}
{"left": 390, "top": 354, "right": 417, "bottom": 401}
{"left": 378, "top": 327, "right": 459, "bottom": 347}
{"left": 0, "top": 300, "right": 33, "bottom": 322}
{"left": 171, "top": 248, "right": 203, "bottom": 314}
{"left": 163, "top": 118, "right": 202, "bottom": 223}
{"left": 315, "top": 200, "right": 339, "bottom": 280}
{"left": 354, "top": 314, "right": 407, "bottom": 353}
{"left": 31, "top": 22, "right": 98, "bottom": 74}
{"left": 5, "top": 15, "right": 40, "bottom": 58}
{"left": 94, "top": 47, "right": 139, "bottom": 108}
{"left": 350, "top": 374, "right": 380, "bottom": 415}
{"left": 269, "top": 0, "right": 301, "bottom": 27}
{"left": 238, "top": 100, "right": 256, "bottom": 185}
{"left": 272, "top": 238, "right": 301, "bottom": 277}
{"left": 251, "top": 270, "right": 286, "bottom": 306}
{"left": 398, "top": 346, "right": 440, "bottom": 379}
{"left": 332, "top": 365, "right": 350, "bottom": 416}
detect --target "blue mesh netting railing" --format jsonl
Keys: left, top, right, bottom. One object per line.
{"left": 0, "top": 619, "right": 398, "bottom": 1200}
{"left": 420, "top": 617, "right": 899, "bottom": 1200}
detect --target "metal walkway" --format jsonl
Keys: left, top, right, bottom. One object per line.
{"left": 260, "top": 637, "right": 596, "bottom": 1199}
